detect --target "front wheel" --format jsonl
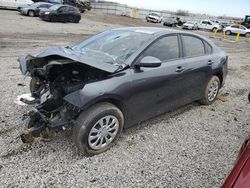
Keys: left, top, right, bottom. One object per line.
{"left": 225, "top": 30, "right": 231, "bottom": 35}
{"left": 28, "top": 10, "right": 35, "bottom": 17}
{"left": 212, "top": 27, "right": 217, "bottom": 32}
{"left": 199, "top": 76, "right": 220, "bottom": 105}
{"left": 73, "top": 102, "right": 124, "bottom": 156}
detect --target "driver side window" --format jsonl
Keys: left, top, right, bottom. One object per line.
{"left": 141, "top": 35, "right": 180, "bottom": 62}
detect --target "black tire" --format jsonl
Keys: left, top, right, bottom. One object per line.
{"left": 28, "top": 10, "right": 35, "bottom": 17}
{"left": 245, "top": 33, "right": 250, "bottom": 38}
{"left": 225, "top": 30, "right": 231, "bottom": 35}
{"left": 73, "top": 102, "right": 124, "bottom": 156}
{"left": 199, "top": 76, "right": 220, "bottom": 105}
{"left": 212, "top": 27, "right": 217, "bottom": 32}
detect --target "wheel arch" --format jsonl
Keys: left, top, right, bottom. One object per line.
{"left": 213, "top": 71, "right": 223, "bottom": 87}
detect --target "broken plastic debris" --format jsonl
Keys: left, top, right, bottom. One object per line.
{"left": 14, "top": 93, "right": 35, "bottom": 106}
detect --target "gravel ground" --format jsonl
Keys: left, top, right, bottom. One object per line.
{"left": 0, "top": 10, "right": 250, "bottom": 188}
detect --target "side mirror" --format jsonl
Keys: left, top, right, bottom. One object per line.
{"left": 139, "top": 56, "right": 162, "bottom": 68}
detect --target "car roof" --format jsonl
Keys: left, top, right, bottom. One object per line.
{"left": 50, "top": 4, "right": 75, "bottom": 9}
{"left": 112, "top": 27, "right": 199, "bottom": 36}
{"left": 111, "top": 27, "right": 216, "bottom": 47}
{"left": 32, "top": 2, "right": 52, "bottom": 6}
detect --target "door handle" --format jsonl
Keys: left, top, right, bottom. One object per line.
{"left": 175, "top": 66, "right": 185, "bottom": 73}
{"left": 207, "top": 60, "right": 214, "bottom": 65}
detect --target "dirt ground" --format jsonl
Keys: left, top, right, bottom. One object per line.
{"left": 0, "top": 10, "right": 250, "bottom": 188}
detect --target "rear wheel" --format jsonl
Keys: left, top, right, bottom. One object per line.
{"left": 200, "top": 76, "right": 220, "bottom": 105}
{"left": 225, "top": 30, "right": 231, "bottom": 35}
{"left": 212, "top": 27, "right": 217, "bottom": 32}
{"left": 73, "top": 102, "right": 124, "bottom": 156}
{"left": 28, "top": 10, "right": 35, "bottom": 17}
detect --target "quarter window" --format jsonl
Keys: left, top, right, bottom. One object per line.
{"left": 183, "top": 35, "right": 205, "bottom": 57}
{"left": 204, "top": 41, "right": 212, "bottom": 54}
{"left": 141, "top": 35, "right": 179, "bottom": 62}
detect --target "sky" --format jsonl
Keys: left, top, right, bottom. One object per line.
{"left": 106, "top": 0, "right": 250, "bottom": 18}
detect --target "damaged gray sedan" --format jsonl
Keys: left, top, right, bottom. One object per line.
{"left": 18, "top": 27, "right": 228, "bottom": 155}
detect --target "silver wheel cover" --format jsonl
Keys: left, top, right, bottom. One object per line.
{"left": 88, "top": 115, "right": 119, "bottom": 150}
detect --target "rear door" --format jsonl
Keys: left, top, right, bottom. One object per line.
{"left": 230, "top": 25, "right": 240, "bottom": 34}
{"left": 57, "top": 6, "right": 69, "bottom": 21}
{"left": 180, "top": 34, "right": 214, "bottom": 99}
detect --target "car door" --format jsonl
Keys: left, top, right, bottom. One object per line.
{"left": 127, "top": 34, "right": 193, "bottom": 124}
{"left": 57, "top": 6, "right": 68, "bottom": 21}
{"left": 239, "top": 25, "right": 247, "bottom": 35}
{"left": 68, "top": 6, "right": 77, "bottom": 21}
{"left": 230, "top": 25, "right": 240, "bottom": 34}
{"left": 180, "top": 34, "right": 214, "bottom": 100}
{"left": 199, "top": 21, "right": 207, "bottom": 29}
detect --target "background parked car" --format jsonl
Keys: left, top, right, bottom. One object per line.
{"left": 224, "top": 24, "right": 250, "bottom": 37}
{"left": 182, "top": 21, "right": 199, "bottom": 30}
{"left": 220, "top": 22, "right": 231, "bottom": 29}
{"left": 32, "top": 0, "right": 60, "bottom": 4}
{"left": 222, "top": 135, "right": 250, "bottom": 188}
{"left": 162, "top": 18, "right": 177, "bottom": 27}
{"left": 198, "top": 20, "right": 222, "bottom": 32}
{"left": 146, "top": 12, "right": 162, "bottom": 23}
{"left": 39, "top": 4, "right": 81, "bottom": 23}
{"left": 19, "top": 2, "right": 53, "bottom": 17}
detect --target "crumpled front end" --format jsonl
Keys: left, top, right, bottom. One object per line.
{"left": 18, "top": 47, "right": 113, "bottom": 143}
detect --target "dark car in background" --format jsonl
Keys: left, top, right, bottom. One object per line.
{"left": 32, "top": 0, "right": 61, "bottom": 4}
{"left": 39, "top": 4, "right": 81, "bottom": 23}
{"left": 162, "top": 18, "right": 177, "bottom": 27}
{"left": 18, "top": 2, "right": 53, "bottom": 16}
{"left": 18, "top": 27, "right": 228, "bottom": 155}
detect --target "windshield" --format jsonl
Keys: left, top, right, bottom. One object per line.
{"left": 49, "top": 4, "right": 61, "bottom": 10}
{"left": 150, "top": 13, "right": 160, "bottom": 17}
{"left": 72, "top": 30, "right": 153, "bottom": 65}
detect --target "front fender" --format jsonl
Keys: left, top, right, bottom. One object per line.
{"left": 63, "top": 84, "right": 125, "bottom": 110}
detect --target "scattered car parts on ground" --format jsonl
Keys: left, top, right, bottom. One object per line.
{"left": 17, "top": 27, "right": 228, "bottom": 156}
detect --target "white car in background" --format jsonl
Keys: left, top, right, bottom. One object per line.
{"left": 198, "top": 20, "right": 222, "bottom": 32}
{"left": 224, "top": 24, "right": 250, "bottom": 37}
{"left": 0, "top": 0, "right": 33, "bottom": 8}
{"left": 146, "top": 12, "right": 162, "bottom": 23}
{"left": 182, "top": 21, "right": 198, "bottom": 30}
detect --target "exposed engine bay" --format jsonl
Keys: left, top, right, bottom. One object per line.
{"left": 18, "top": 51, "right": 113, "bottom": 143}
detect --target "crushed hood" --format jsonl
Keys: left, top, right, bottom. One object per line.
{"left": 18, "top": 47, "right": 120, "bottom": 75}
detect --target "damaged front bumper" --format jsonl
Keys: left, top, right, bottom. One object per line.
{"left": 20, "top": 102, "right": 79, "bottom": 143}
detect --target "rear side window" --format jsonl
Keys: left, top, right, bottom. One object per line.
{"left": 183, "top": 35, "right": 205, "bottom": 57}
{"left": 204, "top": 41, "right": 212, "bottom": 54}
{"left": 142, "top": 35, "right": 179, "bottom": 62}
{"left": 68, "top": 7, "right": 76, "bottom": 12}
